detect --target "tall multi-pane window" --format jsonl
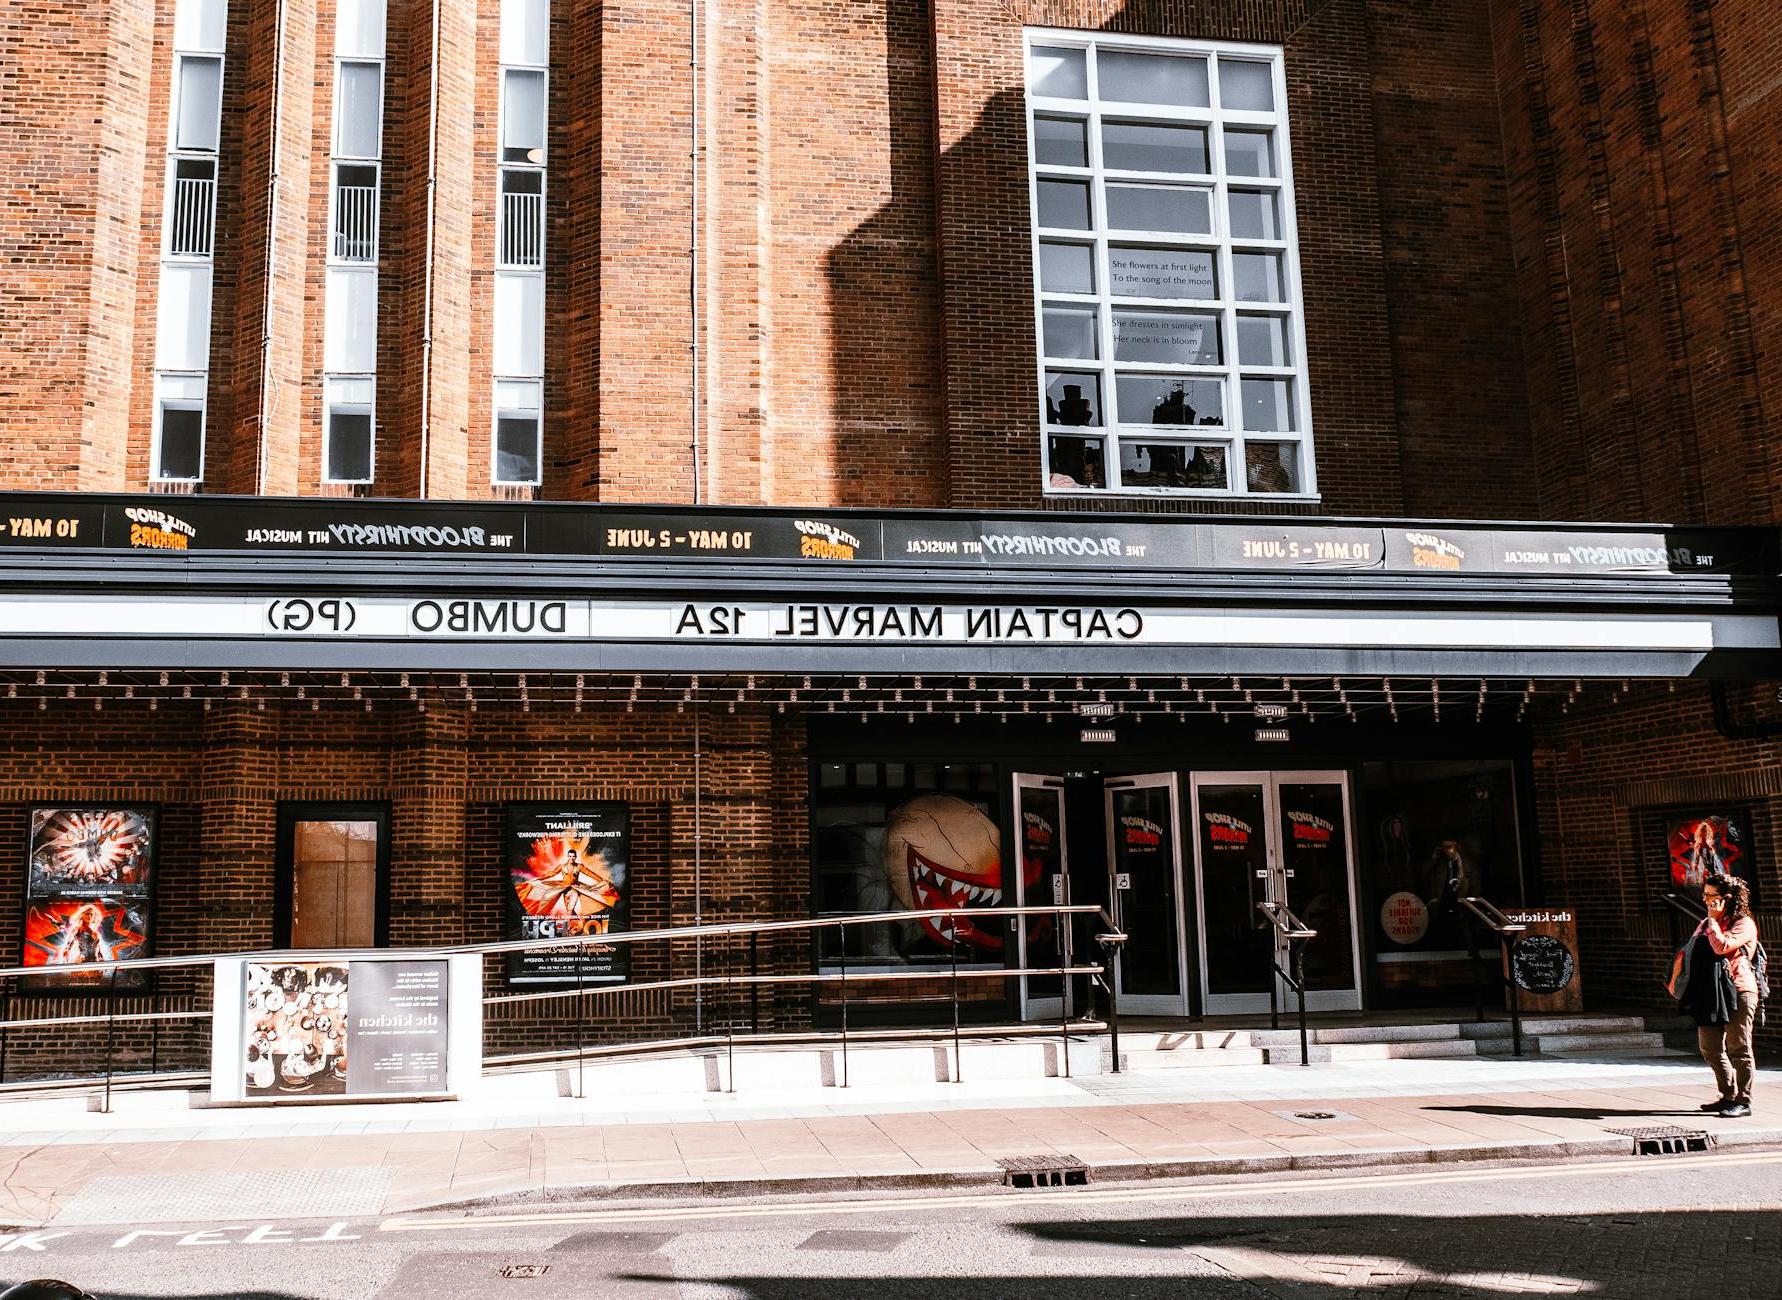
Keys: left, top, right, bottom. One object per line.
{"left": 152, "top": 0, "right": 229, "bottom": 482}
{"left": 492, "top": 0, "right": 548, "bottom": 486}
{"left": 322, "top": 0, "right": 386, "bottom": 484}
{"left": 1024, "top": 33, "right": 1314, "bottom": 497}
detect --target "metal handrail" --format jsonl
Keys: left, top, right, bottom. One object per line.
{"left": 1459, "top": 895, "right": 1527, "bottom": 1057}
{"left": 1658, "top": 890, "right": 1707, "bottom": 950}
{"left": 0, "top": 902, "right": 1128, "bottom": 1102}
{"left": 1258, "top": 900, "right": 1315, "bottom": 1067}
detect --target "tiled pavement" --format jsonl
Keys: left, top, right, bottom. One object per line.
{"left": 0, "top": 1057, "right": 1775, "bottom": 1228}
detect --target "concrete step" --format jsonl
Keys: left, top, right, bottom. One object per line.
{"left": 1247, "top": 1023, "right": 1464, "bottom": 1047}
{"left": 1528, "top": 1031, "right": 1670, "bottom": 1055}
{"left": 1116, "top": 1047, "right": 1269, "bottom": 1070}
{"left": 1266, "top": 1039, "right": 1480, "bottom": 1065}
{"left": 1461, "top": 1016, "right": 1646, "bottom": 1039}
{"left": 1537, "top": 1045, "right": 1691, "bottom": 1060}
{"left": 555, "top": 1036, "right": 1105, "bottom": 1099}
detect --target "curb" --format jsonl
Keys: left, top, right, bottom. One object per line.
{"left": 421, "top": 1127, "right": 1782, "bottom": 1216}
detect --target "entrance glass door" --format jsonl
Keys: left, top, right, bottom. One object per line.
{"left": 1104, "top": 774, "right": 1188, "bottom": 1015}
{"left": 1012, "top": 774, "right": 1068, "bottom": 1020}
{"left": 1191, "top": 772, "right": 1360, "bottom": 1014}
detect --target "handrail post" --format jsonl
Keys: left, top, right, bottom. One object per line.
{"left": 1468, "top": 911, "right": 1485, "bottom": 1024}
{"left": 1294, "top": 938, "right": 1310, "bottom": 1068}
{"left": 0, "top": 975, "right": 10, "bottom": 1085}
{"left": 1055, "top": 904, "right": 1070, "bottom": 1080}
{"left": 949, "top": 915, "right": 962, "bottom": 1084}
{"left": 1268, "top": 951, "right": 1280, "bottom": 1032}
{"left": 838, "top": 928, "right": 849, "bottom": 1088}
{"left": 102, "top": 966, "right": 117, "bottom": 1115}
{"left": 574, "top": 950, "right": 586, "bottom": 1100}
{"left": 749, "top": 929, "right": 760, "bottom": 1035}
{"left": 1101, "top": 935, "right": 1121, "bottom": 1075}
{"left": 150, "top": 969, "right": 162, "bottom": 1079}
{"left": 1506, "top": 932, "right": 1523, "bottom": 1058}
{"left": 725, "top": 934, "right": 736, "bottom": 1094}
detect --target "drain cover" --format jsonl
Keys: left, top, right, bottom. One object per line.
{"left": 1605, "top": 1125, "right": 1713, "bottom": 1155}
{"left": 1270, "top": 1108, "right": 1359, "bottom": 1124}
{"left": 1295, "top": 1111, "right": 1337, "bottom": 1121}
{"left": 499, "top": 1264, "right": 551, "bottom": 1279}
{"left": 997, "top": 1154, "right": 1089, "bottom": 1188}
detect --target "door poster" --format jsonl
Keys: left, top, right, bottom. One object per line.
{"left": 504, "top": 803, "right": 632, "bottom": 985}
{"left": 21, "top": 806, "right": 156, "bottom": 991}
{"left": 1665, "top": 811, "right": 1758, "bottom": 906}
{"left": 242, "top": 958, "right": 450, "bottom": 1098}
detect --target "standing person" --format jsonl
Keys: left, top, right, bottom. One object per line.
{"left": 1692, "top": 874, "right": 1760, "bottom": 1118}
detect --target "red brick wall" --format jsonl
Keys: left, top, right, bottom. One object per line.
{"left": 0, "top": 699, "right": 812, "bottom": 1079}
{"left": 1488, "top": 0, "right": 1779, "bottom": 525}
{"left": 1532, "top": 682, "right": 1782, "bottom": 1052}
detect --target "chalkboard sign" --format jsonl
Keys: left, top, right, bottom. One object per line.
{"left": 1511, "top": 934, "right": 1575, "bottom": 996}
{"left": 1501, "top": 909, "right": 1582, "bottom": 1014}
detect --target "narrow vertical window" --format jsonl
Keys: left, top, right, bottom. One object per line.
{"left": 322, "top": 1, "right": 387, "bottom": 484}
{"left": 1024, "top": 34, "right": 1313, "bottom": 497}
{"left": 492, "top": 1, "right": 549, "bottom": 485}
{"left": 153, "top": 4, "right": 229, "bottom": 482}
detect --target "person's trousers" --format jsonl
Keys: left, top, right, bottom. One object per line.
{"left": 1698, "top": 991, "right": 1759, "bottom": 1102}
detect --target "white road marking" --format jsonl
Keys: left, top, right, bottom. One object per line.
{"left": 378, "top": 1149, "right": 1782, "bottom": 1233}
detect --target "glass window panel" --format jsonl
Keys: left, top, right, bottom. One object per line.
{"left": 1120, "top": 440, "right": 1228, "bottom": 490}
{"left": 1038, "top": 241, "right": 1095, "bottom": 294}
{"left": 1233, "top": 251, "right": 1285, "bottom": 302}
{"left": 155, "top": 262, "right": 213, "bottom": 370}
{"left": 1245, "top": 440, "right": 1300, "bottom": 493}
{"left": 1096, "top": 49, "right": 1209, "bottom": 108}
{"left": 496, "top": 378, "right": 541, "bottom": 412}
{"left": 324, "top": 266, "right": 377, "bottom": 372}
{"left": 1044, "top": 371, "right": 1102, "bottom": 426}
{"left": 1035, "top": 179, "right": 1091, "bottom": 230}
{"left": 1029, "top": 45, "right": 1087, "bottom": 99}
{"left": 1117, "top": 375, "right": 1223, "bottom": 426}
{"left": 1219, "top": 59, "right": 1274, "bottom": 111}
{"left": 1108, "top": 246, "right": 1216, "bottom": 300}
{"left": 156, "top": 405, "right": 203, "bottom": 481}
{"left": 1033, "top": 115, "right": 1088, "bottom": 167}
{"left": 494, "top": 272, "right": 544, "bottom": 377}
{"left": 1237, "top": 313, "right": 1291, "bottom": 366}
{"left": 1047, "top": 434, "right": 1106, "bottom": 489}
{"left": 175, "top": 0, "right": 228, "bottom": 52}
{"left": 1101, "top": 121, "right": 1208, "bottom": 174}
{"left": 495, "top": 414, "right": 542, "bottom": 484}
{"left": 1105, "top": 184, "right": 1211, "bottom": 235}
{"left": 1224, "top": 129, "right": 1275, "bottom": 177}
{"left": 1042, "top": 306, "right": 1098, "bottom": 360}
{"left": 1228, "top": 188, "right": 1280, "bottom": 240}
{"left": 1242, "top": 377, "right": 1296, "bottom": 430}
{"left": 326, "top": 410, "right": 374, "bottom": 482}
{"left": 336, "top": 0, "right": 387, "bottom": 60}
{"left": 1113, "top": 311, "right": 1220, "bottom": 365}
{"left": 175, "top": 56, "right": 223, "bottom": 153}
{"left": 503, "top": 69, "right": 547, "bottom": 163}
{"left": 500, "top": 0, "right": 549, "bottom": 66}
{"left": 335, "top": 62, "right": 384, "bottom": 158}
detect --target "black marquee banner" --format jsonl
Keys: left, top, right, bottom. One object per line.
{"left": 0, "top": 492, "right": 1771, "bottom": 579}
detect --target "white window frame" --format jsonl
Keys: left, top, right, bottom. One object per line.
{"left": 151, "top": 375, "right": 208, "bottom": 483}
{"left": 322, "top": 377, "right": 377, "bottom": 484}
{"left": 1024, "top": 30, "right": 1316, "bottom": 500}
{"left": 492, "top": 379, "right": 544, "bottom": 486}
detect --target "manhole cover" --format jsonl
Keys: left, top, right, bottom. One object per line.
{"left": 997, "top": 1154, "right": 1089, "bottom": 1188}
{"left": 1295, "top": 1111, "right": 1337, "bottom": 1120}
{"left": 1604, "top": 1125, "right": 1712, "bottom": 1155}
{"left": 1271, "top": 1108, "right": 1359, "bottom": 1124}
{"left": 500, "top": 1264, "right": 551, "bottom": 1280}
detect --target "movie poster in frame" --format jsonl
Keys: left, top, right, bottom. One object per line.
{"left": 1664, "top": 808, "right": 1760, "bottom": 907}
{"left": 21, "top": 806, "right": 157, "bottom": 991}
{"left": 503, "top": 803, "right": 631, "bottom": 985}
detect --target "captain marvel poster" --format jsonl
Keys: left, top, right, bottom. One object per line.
{"left": 22, "top": 806, "right": 157, "bottom": 990}
{"left": 504, "top": 803, "right": 631, "bottom": 985}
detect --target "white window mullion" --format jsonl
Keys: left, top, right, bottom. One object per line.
{"left": 1025, "top": 30, "right": 1312, "bottom": 500}
{"left": 153, "top": 2, "right": 229, "bottom": 482}
{"left": 322, "top": 0, "right": 387, "bottom": 485}
{"left": 491, "top": 0, "right": 549, "bottom": 487}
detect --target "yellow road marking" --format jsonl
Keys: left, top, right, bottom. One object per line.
{"left": 379, "top": 1148, "right": 1782, "bottom": 1232}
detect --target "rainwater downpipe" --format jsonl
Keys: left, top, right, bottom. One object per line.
{"left": 254, "top": 0, "right": 292, "bottom": 494}
{"left": 688, "top": 0, "right": 703, "bottom": 506}
{"left": 415, "top": 0, "right": 444, "bottom": 497}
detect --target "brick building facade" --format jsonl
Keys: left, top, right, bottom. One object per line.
{"left": 0, "top": 0, "right": 1778, "bottom": 1082}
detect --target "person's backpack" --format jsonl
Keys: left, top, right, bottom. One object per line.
{"left": 1665, "top": 939, "right": 1694, "bottom": 1003}
{"left": 1750, "top": 938, "right": 1770, "bottom": 1024}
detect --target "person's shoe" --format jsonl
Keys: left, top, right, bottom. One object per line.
{"left": 1719, "top": 1100, "right": 1752, "bottom": 1118}
{"left": 1701, "top": 1098, "right": 1734, "bottom": 1111}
